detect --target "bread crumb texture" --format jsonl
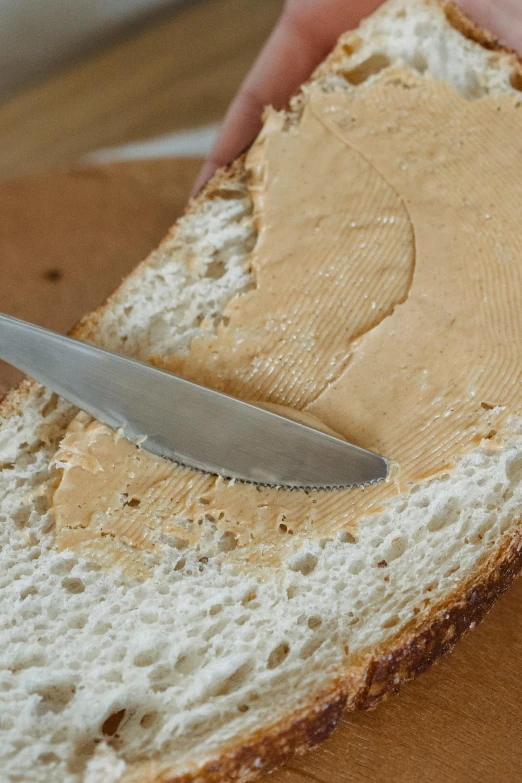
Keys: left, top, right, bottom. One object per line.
{"left": 1, "top": 1, "right": 522, "bottom": 781}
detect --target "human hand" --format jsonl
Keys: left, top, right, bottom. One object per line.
{"left": 191, "top": 0, "right": 385, "bottom": 195}
{"left": 192, "top": 0, "right": 522, "bottom": 197}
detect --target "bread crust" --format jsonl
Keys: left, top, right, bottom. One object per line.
{"left": 2, "top": 3, "right": 522, "bottom": 782}
{"left": 116, "top": 527, "right": 522, "bottom": 783}
{"left": 441, "top": 0, "right": 501, "bottom": 49}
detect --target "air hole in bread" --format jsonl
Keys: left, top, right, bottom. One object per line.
{"left": 382, "top": 614, "right": 399, "bottom": 629}
{"left": 149, "top": 663, "right": 175, "bottom": 692}
{"left": 339, "top": 530, "right": 357, "bottom": 544}
{"left": 68, "top": 613, "right": 88, "bottom": 630}
{"left": 33, "top": 681, "right": 76, "bottom": 715}
{"left": 289, "top": 553, "right": 318, "bottom": 576}
{"left": 133, "top": 648, "right": 162, "bottom": 668}
{"left": 110, "top": 647, "right": 126, "bottom": 663}
{"left": 462, "top": 69, "right": 489, "bottom": 99}
{"left": 1, "top": 714, "right": 12, "bottom": 730}
{"left": 386, "top": 536, "right": 408, "bottom": 561}
{"left": 238, "top": 704, "right": 249, "bottom": 713}
{"left": 343, "top": 53, "right": 391, "bottom": 85}
{"left": 101, "top": 708, "right": 126, "bottom": 737}
{"left": 267, "top": 642, "right": 290, "bottom": 669}
{"left": 50, "top": 728, "right": 67, "bottom": 744}
{"left": 168, "top": 536, "right": 189, "bottom": 550}
{"left": 300, "top": 635, "right": 325, "bottom": 660}
{"left": 427, "top": 500, "right": 460, "bottom": 532}
{"left": 444, "top": 563, "right": 461, "bottom": 578}
{"left": 12, "top": 506, "right": 31, "bottom": 528}
{"left": 139, "top": 608, "right": 158, "bottom": 624}
{"left": 33, "top": 494, "right": 50, "bottom": 515}
{"left": 50, "top": 557, "right": 76, "bottom": 576}
{"left": 175, "top": 654, "right": 202, "bottom": 676}
{"left": 61, "top": 577, "right": 85, "bottom": 594}
{"left": 140, "top": 711, "right": 159, "bottom": 729}
{"left": 409, "top": 51, "right": 428, "bottom": 73}
{"left": 241, "top": 590, "right": 257, "bottom": 606}
{"left": 15, "top": 650, "right": 46, "bottom": 670}
{"left": 506, "top": 454, "right": 522, "bottom": 483}
{"left": 68, "top": 738, "right": 100, "bottom": 774}
{"left": 204, "top": 618, "right": 228, "bottom": 641}
{"left": 307, "top": 615, "right": 322, "bottom": 630}
{"left": 218, "top": 531, "right": 237, "bottom": 552}
{"left": 342, "top": 36, "right": 362, "bottom": 57}
{"left": 510, "top": 71, "right": 522, "bottom": 92}
{"left": 206, "top": 260, "right": 226, "bottom": 279}
{"left": 209, "top": 603, "right": 223, "bottom": 616}
{"left": 38, "top": 752, "right": 60, "bottom": 765}
{"left": 348, "top": 559, "right": 363, "bottom": 575}
{"left": 20, "top": 585, "right": 37, "bottom": 600}
{"left": 212, "top": 661, "right": 253, "bottom": 698}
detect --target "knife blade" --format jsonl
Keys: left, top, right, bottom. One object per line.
{"left": 0, "top": 313, "right": 388, "bottom": 489}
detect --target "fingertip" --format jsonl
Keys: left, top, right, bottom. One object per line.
{"left": 190, "top": 161, "right": 216, "bottom": 199}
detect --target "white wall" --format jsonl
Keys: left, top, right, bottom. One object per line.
{"left": 0, "top": 0, "right": 182, "bottom": 98}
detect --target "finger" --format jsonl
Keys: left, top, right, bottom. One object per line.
{"left": 192, "top": 0, "right": 384, "bottom": 196}
{"left": 455, "top": 0, "right": 522, "bottom": 54}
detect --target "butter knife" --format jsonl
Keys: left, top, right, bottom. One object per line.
{"left": 0, "top": 314, "right": 388, "bottom": 489}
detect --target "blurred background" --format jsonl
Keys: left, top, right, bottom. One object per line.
{"left": 0, "top": 0, "right": 283, "bottom": 179}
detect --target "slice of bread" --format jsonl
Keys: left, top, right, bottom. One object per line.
{"left": 2, "top": 2, "right": 522, "bottom": 782}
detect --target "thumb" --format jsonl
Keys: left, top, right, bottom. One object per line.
{"left": 191, "top": 0, "right": 384, "bottom": 197}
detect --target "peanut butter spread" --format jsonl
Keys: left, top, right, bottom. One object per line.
{"left": 52, "top": 69, "right": 522, "bottom": 577}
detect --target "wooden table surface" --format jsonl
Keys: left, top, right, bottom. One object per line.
{"left": 1, "top": 159, "right": 522, "bottom": 783}
{"left": 0, "top": 0, "right": 283, "bottom": 180}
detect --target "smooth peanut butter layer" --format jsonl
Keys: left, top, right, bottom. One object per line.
{"left": 52, "top": 68, "right": 522, "bottom": 576}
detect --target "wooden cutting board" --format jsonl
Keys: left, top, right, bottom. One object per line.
{"left": 1, "top": 159, "right": 521, "bottom": 783}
